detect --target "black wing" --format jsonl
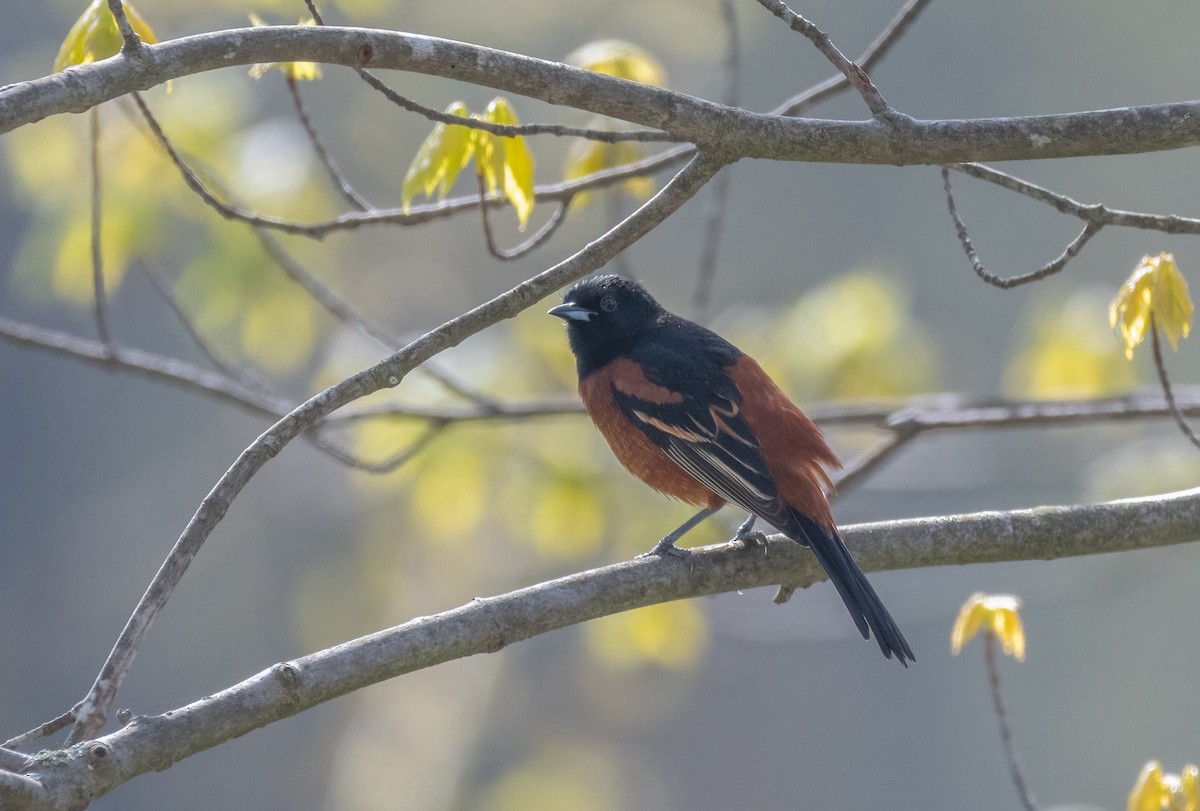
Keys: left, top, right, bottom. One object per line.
{"left": 611, "top": 337, "right": 792, "bottom": 531}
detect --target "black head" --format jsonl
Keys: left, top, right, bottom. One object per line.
{"left": 549, "top": 274, "right": 664, "bottom": 377}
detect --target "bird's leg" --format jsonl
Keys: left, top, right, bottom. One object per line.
{"left": 734, "top": 514, "right": 769, "bottom": 548}
{"left": 638, "top": 506, "right": 719, "bottom": 559}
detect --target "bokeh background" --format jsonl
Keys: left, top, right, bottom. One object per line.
{"left": 2, "top": 0, "right": 1199, "bottom": 809}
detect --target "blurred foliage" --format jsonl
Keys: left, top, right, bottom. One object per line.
{"left": 720, "top": 270, "right": 940, "bottom": 400}
{"left": 564, "top": 39, "right": 668, "bottom": 87}
{"left": 562, "top": 126, "right": 655, "bottom": 211}
{"left": 1085, "top": 438, "right": 1200, "bottom": 502}
{"left": 583, "top": 601, "right": 708, "bottom": 671}
{"left": 5, "top": 68, "right": 331, "bottom": 371}
{"left": 561, "top": 40, "right": 666, "bottom": 211}
{"left": 477, "top": 740, "right": 622, "bottom": 811}
{"left": 1004, "top": 287, "right": 1140, "bottom": 399}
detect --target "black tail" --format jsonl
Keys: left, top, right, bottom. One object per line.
{"left": 786, "top": 511, "right": 914, "bottom": 666}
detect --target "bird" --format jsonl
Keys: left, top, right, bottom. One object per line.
{"left": 549, "top": 274, "right": 913, "bottom": 664}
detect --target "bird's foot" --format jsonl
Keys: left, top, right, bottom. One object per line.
{"left": 734, "top": 514, "right": 768, "bottom": 549}
{"left": 637, "top": 537, "right": 693, "bottom": 559}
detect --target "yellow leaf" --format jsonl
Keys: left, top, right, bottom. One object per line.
{"left": 949, "top": 592, "right": 1026, "bottom": 661}
{"left": 1129, "top": 762, "right": 1200, "bottom": 811}
{"left": 477, "top": 97, "right": 536, "bottom": 229}
{"left": 1110, "top": 252, "right": 1194, "bottom": 359}
{"left": 401, "top": 102, "right": 473, "bottom": 211}
{"left": 564, "top": 39, "right": 667, "bottom": 87}
{"left": 248, "top": 17, "right": 323, "bottom": 81}
{"left": 54, "top": 0, "right": 159, "bottom": 72}
{"left": 1181, "top": 766, "right": 1200, "bottom": 811}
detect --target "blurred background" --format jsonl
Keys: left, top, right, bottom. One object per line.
{"left": 2, "top": 0, "right": 1199, "bottom": 809}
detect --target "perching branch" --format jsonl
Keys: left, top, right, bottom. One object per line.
{"left": 5, "top": 486, "right": 1198, "bottom": 810}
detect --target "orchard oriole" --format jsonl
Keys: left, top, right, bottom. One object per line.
{"left": 550, "top": 274, "right": 913, "bottom": 664}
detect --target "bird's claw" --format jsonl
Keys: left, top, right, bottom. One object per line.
{"left": 735, "top": 528, "right": 769, "bottom": 549}
{"left": 734, "top": 514, "right": 768, "bottom": 549}
{"left": 637, "top": 538, "right": 693, "bottom": 559}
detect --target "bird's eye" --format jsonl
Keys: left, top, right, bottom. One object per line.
{"left": 600, "top": 295, "right": 617, "bottom": 312}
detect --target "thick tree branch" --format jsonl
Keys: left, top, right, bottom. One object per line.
{"left": 6, "top": 486, "right": 1198, "bottom": 810}
{"left": 5, "top": 27, "right": 1200, "bottom": 164}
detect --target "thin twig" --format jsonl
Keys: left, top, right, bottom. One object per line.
{"left": 831, "top": 432, "right": 910, "bottom": 496}
{"left": 353, "top": 67, "right": 684, "bottom": 144}
{"left": 475, "top": 170, "right": 571, "bottom": 260}
{"left": 1150, "top": 316, "right": 1200, "bottom": 450}
{"left": 949, "top": 162, "right": 1200, "bottom": 235}
{"left": 250, "top": 227, "right": 398, "bottom": 349}
{"left": 0, "top": 315, "right": 287, "bottom": 416}
{"left": 692, "top": 0, "right": 741, "bottom": 321}
{"left": 942, "top": 166, "right": 1102, "bottom": 288}
{"left": 127, "top": 92, "right": 502, "bottom": 409}
{"left": 139, "top": 262, "right": 272, "bottom": 392}
{"left": 252, "top": 227, "right": 502, "bottom": 406}
{"left": 128, "top": 88, "right": 683, "bottom": 239}
{"left": 753, "top": 0, "right": 903, "bottom": 120}
{"left": 303, "top": 0, "right": 324, "bottom": 26}
{"left": 286, "top": 74, "right": 373, "bottom": 211}
{"left": 0, "top": 313, "right": 424, "bottom": 474}
{"left": 985, "top": 634, "right": 1040, "bottom": 811}
{"left": 89, "top": 106, "right": 114, "bottom": 351}
{"left": 347, "top": 421, "right": 448, "bottom": 473}
{"left": 104, "top": 0, "right": 140, "bottom": 53}
{"left": 2, "top": 712, "right": 75, "bottom": 751}
{"left": 141, "top": 251, "right": 489, "bottom": 467}
{"left": 776, "top": 0, "right": 933, "bottom": 117}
